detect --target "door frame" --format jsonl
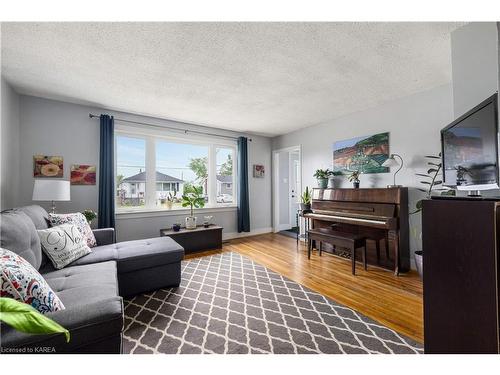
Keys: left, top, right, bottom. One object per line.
{"left": 272, "top": 145, "right": 302, "bottom": 233}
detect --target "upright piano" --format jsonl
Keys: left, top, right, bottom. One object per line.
{"left": 305, "top": 187, "right": 410, "bottom": 274}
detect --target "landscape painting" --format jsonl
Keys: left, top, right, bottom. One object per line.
{"left": 333, "top": 132, "right": 390, "bottom": 174}
{"left": 71, "top": 164, "right": 96, "bottom": 185}
{"left": 33, "top": 155, "right": 64, "bottom": 177}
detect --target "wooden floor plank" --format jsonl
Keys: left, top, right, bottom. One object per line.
{"left": 185, "top": 232, "right": 423, "bottom": 343}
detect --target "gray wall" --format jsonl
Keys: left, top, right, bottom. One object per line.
{"left": 273, "top": 84, "right": 455, "bottom": 255}
{"left": 1, "top": 78, "right": 20, "bottom": 210}
{"left": 14, "top": 95, "right": 272, "bottom": 240}
{"left": 451, "top": 22, "right": 499, "bottom": 117}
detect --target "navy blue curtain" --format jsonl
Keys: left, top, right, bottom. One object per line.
{"left": 237, "top": 137, "right": 250, "bottom": 232}
{"left": 98, "top": 114, "right": 115, "bottom": 229}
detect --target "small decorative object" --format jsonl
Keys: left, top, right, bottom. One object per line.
{"left": 182, "top": 185, "right": 205, "bottom": 229}
{"left": 414, "top": 250, "right": 423, "bottom": 280}
{"left": 172, "top": 223, "right": 181, "bottom": 232}
{"left": 70, "top": 164, "right": 96, "bottom": 185}
{"left": 203, "top": 215, "right": 214, "bottom": 228}
{"left": 333, "top": 132, "right": 390, "bottom": 174}
{"left": 381, "top": 154, "right": 404, "bottom": 187}
{"left": 32, "top": 180, "right": 71, "bottom": 213}
{"left": 327, "top": 171, "right": 342, "bottom": 188}
{"left": 313, "top": 169, "right": 333, "bottom": 189}
{"left": 300, "top": 186, "right": 311, "bottom": 211}
{"left": 253, "top": 164, "right": 265, "bottom": 178}
{"left": 33, "top": 155, "right": 63, "bottom": 177}
{"left": 348, "top": 170, "right": 361, "bottom": 188}
{"left": 81, "top": 209, "right": 97, "bottom": 225}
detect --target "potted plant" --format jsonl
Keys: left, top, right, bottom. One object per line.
{"left": 348, "top": 170, "right": 361, "bottom": 188}
{"left": 313, "top": 169, "right": 332, "bottom": 189}
{"left": 82, "top": 209, "right": 97, "bottom": 225}
{"left": 172, "top": 222, "right": 181, "bottom": 232}
{"left": 181, "top": 185, "right": 205, "bottom": 229}
{"left": 300, "top": 186, "right": 312, "bottom": 211}
{"left": 411, "top": 153, "right": 454, "bottom": 279}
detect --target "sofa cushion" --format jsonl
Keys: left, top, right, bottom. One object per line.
{"left": 0, "top": 209, "right": 42, "bottom": 270}
{"left": 17, "top": 205, "right": 50, "bottom": 230}
{"left": 43, "top": 261, "right": 118, "bottom": 308}
{"left": 38, "top": 224, "right": 92, "bottom": 269}
{"left": 68, "top": 236, "right": 184, "bottom": 273}
{"left": 1, "top": 248, "right": 65, "bottom": 314}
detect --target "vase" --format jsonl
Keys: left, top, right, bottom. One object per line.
{"left": 172, "top": 223, "right": 181, "bottom": 232}
{"left": 327, "top": 176, "right": 336, "bottom": 189}
{"left": 317, "top": 178, "right": 328, "bottom": 189}
{"left": 185, "top": 216, "right": 197, "bottom": 229}
{"left": 353, "top": 181, "right": 360, "bottom": 189}
{"left": 414, "top": 251, "right": 423, "bottom": 279}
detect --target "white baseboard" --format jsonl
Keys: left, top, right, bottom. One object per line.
{"left": 223, "top": 227, "right": 273, "bottom": 240}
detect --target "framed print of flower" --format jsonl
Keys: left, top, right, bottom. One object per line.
{"left": 33, "top": 155, "right": 63, "bottom": 177}
{"left": 70, "top": 164, "right": 96, "bottom": 185}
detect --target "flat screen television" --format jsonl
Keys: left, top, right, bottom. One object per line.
{"left": 441, "top": 93, "right": 499, "bottom": 194}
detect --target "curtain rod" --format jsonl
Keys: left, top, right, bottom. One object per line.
{"left": 88, "top": 114, "right": 251, "bottom": 141}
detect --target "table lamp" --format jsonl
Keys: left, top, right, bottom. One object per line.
{"left": 32, "top": 180, "right": 71, "bottom": 213}
{"left": 382, "top": 154, "right": 404, "bottom": 188}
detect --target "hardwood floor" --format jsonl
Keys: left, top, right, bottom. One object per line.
{"left": 185, "top": 232, "right": 424, "bottom": 343}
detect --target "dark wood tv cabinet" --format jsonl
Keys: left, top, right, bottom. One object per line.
{"left": 160, "top": 225, "right": 223, "bottom": 254}
{"left": 422, "top": 198, "right": 500, "bottom": 353}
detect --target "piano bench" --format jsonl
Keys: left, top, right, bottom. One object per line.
{"left": 307, "top": 228, "right": 367, "bottom": 275}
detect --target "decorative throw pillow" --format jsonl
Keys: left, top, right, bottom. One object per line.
{"left": 49, "top": 212, "right": 97, "bottom": 248}
{"left": 1, "top": 247, "right": 65, "bottom": 314}
{"left": 37, "top": 224, "right": 92, "bottom": 270}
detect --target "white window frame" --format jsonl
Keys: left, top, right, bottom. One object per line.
{"left": 115, "top": 123, "right": 238, "bottom": 213}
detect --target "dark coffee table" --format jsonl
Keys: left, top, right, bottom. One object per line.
{"left": 160, "top": 225, "right": 223, "bottom": 254}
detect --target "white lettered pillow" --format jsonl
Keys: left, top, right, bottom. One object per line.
{"left": 37, "top": 224, "right": 92, "bottom": 269}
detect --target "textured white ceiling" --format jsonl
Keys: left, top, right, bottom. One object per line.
{"left": 1, "top": 22, "right": 463, "bottom": 136}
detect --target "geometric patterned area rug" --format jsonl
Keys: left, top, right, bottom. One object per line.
{"left": 123, "top": 252, "right": 423, "bottom": 354}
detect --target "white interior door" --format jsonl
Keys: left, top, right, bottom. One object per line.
{"left": 289, "top": 154, "right": 300, "bottom": 228}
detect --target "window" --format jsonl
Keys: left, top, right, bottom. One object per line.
{"left": 116, "top": 136, "right": 146, "bottom": 208}
{"left": 115, "top": 127, "right": 237, "bottom": 212}
{"left": 216, "top": 147, "right": 235, "bottom": 204}
{"left": 156, "top": 140, "right": 209, "bottom": 208}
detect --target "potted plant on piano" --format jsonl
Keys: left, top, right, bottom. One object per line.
{"left": 182, "top": 185, "right": 205, "bottom": 229}
{"left": 348, "top": 169, "right": 361, "bottom": 188}
{"left": 313, "top": 169, "right": 332, "bottom": 189}
{"left": 300, "top": 186, "right": 312, "bottom": 211}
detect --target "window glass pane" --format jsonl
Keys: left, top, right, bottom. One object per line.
{"left": 116, "top": 136, "right": 146, "bottom": 208}
{"left": 216, "top": 147, "right": 234, "bottom": 204}
{"left": 156, "top": 141, "right": 209, "bottom": 208}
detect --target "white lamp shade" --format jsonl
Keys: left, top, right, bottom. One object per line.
{"left": 382, "top": 156, "right": 400, "bottom": 168}
{"left": 32, "top": 180, "right": 71, "bottom": 201}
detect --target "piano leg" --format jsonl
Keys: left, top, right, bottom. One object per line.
{"left": 375, "top": 240, "right": 380, "bottom": 264}
{"left": 385, "top": 233, "right": 390, "bottom": 260}
{"left": 389, "top": 230, "right": 400, "bottom": 276}
{"left": 319, "top": 242, "right": 322, "bottom": 256}
{"left": 352, "top": 247, "right": 356, "bottom": 275}
{"left": 308, "top": 237, "right": 311, "bottom": 259}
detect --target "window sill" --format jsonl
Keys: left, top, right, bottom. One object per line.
{"left": 115, "top": 205, "right": 237, "bottom": 220}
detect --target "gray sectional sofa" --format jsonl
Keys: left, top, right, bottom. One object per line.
{"left": 0, "top": 205, "right": 184, "bottom": 353}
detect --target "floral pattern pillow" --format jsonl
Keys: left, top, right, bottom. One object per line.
{"left": 1, "top": 247, "right": 65, "bottom": 314}
{"left": 49, "top": 212, "right": 97, "bottom": 248}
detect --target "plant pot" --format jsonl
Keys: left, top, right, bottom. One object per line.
{"left": 172, "top": 223, "right": 181, "bottom": 232}
{"left": 317, "top": 178, "right": 328, "bottom": 189}
{"left": 299, "top": 203, "right": 311, "bottom": 211}
{"left": 353, "top": 181, "right": 360, "bottom": 188}
{"left": 185, "top": 216, "right": 197, "bottom": 229}
{"left": 327, "top": 176, "right": 336, "bottom": 189}
{"left": 414, "top": 251, "right": 423, "bottom": 279}
{"left": 165, "top": 201, "right": 173, "bottom": 210}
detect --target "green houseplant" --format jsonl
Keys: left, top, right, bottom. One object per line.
{"left": 181, "top": 185, "right": 205, "bottom": 229}
{"left": 347, "top": 170, "right": 361, "bottom": 188}
{"left": 313, "top": 169, "right": 332, "bottom": 189}
{"left": 0, "top": 297, "right": 70, "bottom": 345}
{"left": 82, "top": 209, "right": 97, "bottom": 225}
{"left": 300, "top": 186, "right": 312, "bottom": 211}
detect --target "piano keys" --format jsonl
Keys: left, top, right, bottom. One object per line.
{"left": 304, "top": 187, "right": 410, "bottom": 274}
